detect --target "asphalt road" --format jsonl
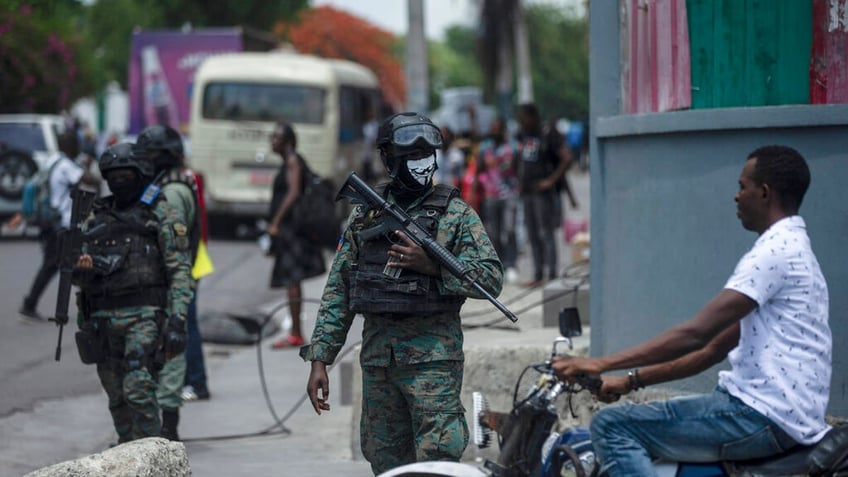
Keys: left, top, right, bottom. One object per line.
{"left": 0, "top": 237, "right": 329, "bottom": 475}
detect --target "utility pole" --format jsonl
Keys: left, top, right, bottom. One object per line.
{"left": 513, "top": 0, "right": 533, "bottom": 104}
{"left": 406, "top": 0, "right": 429, "bottom": 113}
{"left": 495, "top": 12, "right": 514, "bottom": 117}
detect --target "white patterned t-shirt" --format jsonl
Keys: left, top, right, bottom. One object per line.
{"left": 719, "top": 215, "right": 831, "bottom": 445}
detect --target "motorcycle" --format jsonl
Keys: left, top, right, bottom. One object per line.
{"left": 378, "top": 308, "right": 848, "bottom": 477}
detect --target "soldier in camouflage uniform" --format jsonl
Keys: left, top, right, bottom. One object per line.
{"left": 74, "top": 143, "right": 193, "bottom": 443}
{"left": 134, "top": 124, "right": 205, "bottom": 441}
{"left": 302, "top": 112, "right": 503, "bottom": 475}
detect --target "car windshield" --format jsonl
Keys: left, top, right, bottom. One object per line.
{"left": 0, "top": 123, "right": 48, "bottom": 152}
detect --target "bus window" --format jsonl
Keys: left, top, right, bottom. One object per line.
{"left": 339, "top": 86, "right": 378, "bottom": 143}
{"left": 202, "top": 82, "right": 327, "bottom": 124}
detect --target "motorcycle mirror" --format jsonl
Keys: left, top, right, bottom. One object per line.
{"left": 559, "top": 307, "right": 582, "bottom": 338}
{"left": 552, "top": 336, "right": 573, "bottom": 356}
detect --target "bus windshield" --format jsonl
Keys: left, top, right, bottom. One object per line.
{"left": 202, "top": 82, "right": 326, "bottom": 124}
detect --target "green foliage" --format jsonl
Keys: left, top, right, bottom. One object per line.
{"left": 0, "top": 2, "right": 96, "bottom": 113}
{"left": 0, "top": 0, "right": 309, "bottom": 111}
{"left": 156, "top": 0, "right": 307, "bottom": 30}
{"left": 428, "top": 26, "right": 483, "bottom": 109}
{"left": 81, "top": 0, "right": 163, "bottom": 88}
{"left": 525, "top": 3, "right": 589, "bottom": 120}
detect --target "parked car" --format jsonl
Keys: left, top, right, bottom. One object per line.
{"left": 0, "top": 115, "right": 66, "bottom": 220}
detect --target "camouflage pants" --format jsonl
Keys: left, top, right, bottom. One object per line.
{"left": 361, "top": 360, "right": 469, "bottom": 475}
{"left": 94, "top": 308, "right": 161, "bottom": 443}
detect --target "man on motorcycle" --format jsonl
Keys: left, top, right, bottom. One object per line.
{"left": 554, "top": 145, "right": 831, "bottom": 476}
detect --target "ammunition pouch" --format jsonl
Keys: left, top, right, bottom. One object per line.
{"left": 75, "top": 326, "right": 106, "bottom": 365}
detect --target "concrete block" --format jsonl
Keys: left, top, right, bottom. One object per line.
{"left": 542, "top": 277, "right": 590, "bottom": 328}
{"left": 24, "top": 437, "right": 189, "bottom": 477}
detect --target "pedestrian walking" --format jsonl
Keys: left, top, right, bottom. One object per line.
{"left": 477, "top": 116, "right": 520, "bottom": 283}
{"left": 516, "top": 103, "right": 570, "bottom": 286}
{"left": 302, "top": 112, "right": 504, "bottom": 475}
{"left": 20, "top": 130, "right": 99, "bottom": 322}
{"left": 267, "top": 120, "right": 327, "bottom": 350}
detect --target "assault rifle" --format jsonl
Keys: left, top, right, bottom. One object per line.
{"left": 51, "top": 187, "right": 97, "bottom": 361}
{"left": 336, "top": 172, "right": 518, "bottom": 323}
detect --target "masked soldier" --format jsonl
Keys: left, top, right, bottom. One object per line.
{"left": 74, "top": 143, "right": 193, "bottom": 443}
{"left": 134, "top": 125, "right": 209, "bottom": 441}
{"left": 302, "top": 112, "right": 504, "bottom": 474}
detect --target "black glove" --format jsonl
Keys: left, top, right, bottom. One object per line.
{"left": 163, "top": 315, "right": 187, "bottom": 357}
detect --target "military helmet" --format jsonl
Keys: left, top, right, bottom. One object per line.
{"left": 133, "top": 124, "right": 184, "bottom": 160}
{"left": 99, "top": 143, "right": 155, "bottom": 178}
{"left": 377, "top": 112, "right": 443, "bottom": 160}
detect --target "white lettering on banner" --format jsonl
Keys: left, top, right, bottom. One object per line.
{"left": 178, "top": 51, "right": 234, "bottom": 70}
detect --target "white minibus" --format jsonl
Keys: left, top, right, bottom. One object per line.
{"left": 188, "top": 51, "right": 380, "bottom": 224}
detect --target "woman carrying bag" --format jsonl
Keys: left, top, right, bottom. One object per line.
{"left": 267, "top": 120, "right": 326, "bottom": 349}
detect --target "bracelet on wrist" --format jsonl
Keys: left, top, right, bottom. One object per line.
{"left": 634, "top": 368, "right": 645, "bottom": 389}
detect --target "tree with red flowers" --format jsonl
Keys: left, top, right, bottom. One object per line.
{"left": 0, "top": 3, "right": 95, "bottom": 113}
{"left": 276, "top": 6, "right": 406, "bottom": 109}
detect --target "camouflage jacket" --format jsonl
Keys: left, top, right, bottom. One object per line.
{"left": 78, "top": 197, "right": 194, "bottom": 322}
{"left": 300, "top": 186, "right": 503, "bottom": 367}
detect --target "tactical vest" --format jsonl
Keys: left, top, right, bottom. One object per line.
{"left": 157, "top": 167, "right": 201, "bottom": 262}
{"left": 349, "top": 184, "right": 466, "bottom": 317}
{"left": 83, "top": 199, "right": 168, "bottom": 310}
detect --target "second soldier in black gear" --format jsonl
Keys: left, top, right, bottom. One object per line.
{"left": 134, "top": 125, "right": 207, "bottom": 440}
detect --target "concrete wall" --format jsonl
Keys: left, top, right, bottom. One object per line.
{"left": 589, "top": 1, "right": 848, "bottom": 414}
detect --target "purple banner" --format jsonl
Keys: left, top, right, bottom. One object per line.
{"left": 128, "top": 29, "right": 243, "bottom": 135}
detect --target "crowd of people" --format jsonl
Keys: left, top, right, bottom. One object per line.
{"left": 430, "top": 102, "right": 585, "bottom": 286}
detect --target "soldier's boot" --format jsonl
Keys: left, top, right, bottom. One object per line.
{"left": 160, "top": 408, "right": 180, "bottom": 441}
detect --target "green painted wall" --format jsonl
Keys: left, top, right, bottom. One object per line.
{"left": 687, "top": 0, "right": 812, "bottom": 108}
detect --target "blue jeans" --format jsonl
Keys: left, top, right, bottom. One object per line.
{"left": 591, "top": 387, "right": 797, "bottom": 477}
{"left": 184, "top": 293, "right": 207, "bottom": 390}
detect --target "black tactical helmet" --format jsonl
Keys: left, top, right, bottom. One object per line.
{"left": 133, "top": 125, "right": 184, "bottom": 167}
{"left": 99, "top": 143, "right": 155, "bottom": 178}
{"left": 377, "top": 112, "right": 443, "bottom": 176}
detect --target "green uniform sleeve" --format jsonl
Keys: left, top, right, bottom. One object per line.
{"left": 436, "top": 199, "right": 504, "bottom": 299}
{"left": 155, "top": 200, "right": 195, "bottom": 318}
{"left": 161, "top": 182, "right": 196, "bottom": 227}
{"left": 299, "top": 211, "right": 358, "bottom": 364}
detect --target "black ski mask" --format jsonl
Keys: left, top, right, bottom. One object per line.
{"left": 106, "top": 170, "right": 145, "bottom": 209}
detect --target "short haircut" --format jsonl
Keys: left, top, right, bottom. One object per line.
{"left": 58, "top": 130, "right": 79, "bottom": 158}
{"left": 275, "top": 120, "right": 297, "bottom": 149}
{"left": 747, "top": 145, "right": 810, "bottom": 212}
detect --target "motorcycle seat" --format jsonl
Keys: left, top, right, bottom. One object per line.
{"left": 730, "top": 423, "right": 848, "bottom": 476}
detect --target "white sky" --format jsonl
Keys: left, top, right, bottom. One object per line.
{"left": 312, "top": 0, "right": 583, "bottom": 40}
